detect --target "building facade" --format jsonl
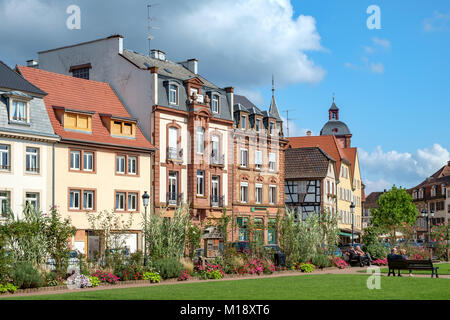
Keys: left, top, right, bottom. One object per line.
{"left": 284, "top": 147, "right": 337, "bottom": 219}
{"left": 0, "top": 61, "right": 59, "bottom": 221}
{"left": 20, "top": 66, "right": 154, "bottom": 258}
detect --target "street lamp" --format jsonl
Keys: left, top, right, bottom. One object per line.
{"left": 350, "top": 202, "right": 355, "bottom": 246}
{"left": 142, "top": 191, "right": 150, "bottom": 266}
{"left": 421, "top": 208, "right": 435, "bottom": 243}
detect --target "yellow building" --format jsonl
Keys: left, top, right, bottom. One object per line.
{"left": 20, "top": 66, "right": 155, "bottom": 258}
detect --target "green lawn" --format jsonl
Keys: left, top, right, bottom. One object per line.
{"left": 359, "top": 263, "right": 450, "bottom": 275}
{"left": 3, "top": 274, "right": 449, "bottom": 300}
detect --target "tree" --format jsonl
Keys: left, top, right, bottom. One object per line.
{"left": 371, "top": 185, "right": 418, "bottom": 246}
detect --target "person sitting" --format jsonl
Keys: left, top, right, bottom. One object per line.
{"left": 387, "top": 247, "right": 402, "bottom": 276}
{"left": 355, "top": 245, "right": 372, "bottom": 265}
{"left": 400, "top": 248, "right": 413, "bottom": 277}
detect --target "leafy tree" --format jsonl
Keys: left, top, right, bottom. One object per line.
{"left": 370, "top": 185, "right": 418, "bottom": 246}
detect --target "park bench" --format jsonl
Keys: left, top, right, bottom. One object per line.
{"left": 387, "top": 259, "right": 439, "bottom": 278}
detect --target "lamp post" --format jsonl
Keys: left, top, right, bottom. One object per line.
{"left": 142, "top": 191, "right": 150, "bottom": 266}
{"left": 350, "top": 202, "right": 355, "bottom": 246}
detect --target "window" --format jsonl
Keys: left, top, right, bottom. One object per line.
{"left": 128, "top": 156, "right": 137, "bottom": 175}
{"left": 240, "top": 149, "right": 248, "bottom": 167}
{"left": 64, "top": 112, "right": 91, "bottom": 132}
{"left": 431, "top": 186, "right": 436, "bottom": 197}
{"left": 83, "top": 191, "right": 94, "bottom": 210}
{"left": 269, "top": 185, "right": 277, "bottom": 205}
{"left": 0, "top": 192, "right": 10, "bottom": 217}
{"left": 72, "top": 67, "right": 89, "bottom": 79}
{"left": 111, "top": 121, "right": 134, "bottom": 137}
{"left": 255, "top": 118, "right": 261, "bottom": 132}
{"left": 25, "top": 192, "right": 39, "bottom": 211}
{"left": 128, "top": 193, "right": 138, "bottom": 211}
{"left": 116, "top": 156, "right": 125, "bottom": 174}
{"left": 25, "top": 147, "right": 39, "bottom": 173}
{"left": 211, "top": 176, "right": 220, "bottom": 205}
{"left": 168, "top": 172, "right": 178, "bottom": 204}
{"left": 436, "top": 202, "right": 444, "bottom": 211}
{"left": 237, "top": 217, "right": 249, "bottom": 241}
{"left": 196, "top": 127, "right": 205, "bottom": 154}
{"left": 211, "top": 94, "right": 219, "bottom": 113}
{"left": 211, "top": 135, "right": 220, "bottom": 163}
{"left": 197, "top": 170, "right": 205, "bottom": 196}
{"left": 255, "top": 150, "right": 262, "bottom": 170}
{"left": 255, "top": 184, "right": 263, "bottom": 204}
{"left": 69, "top": 190, "right": 81, "bottom": 210}
{"left": 0, "top": 145, "right": 10, "bottom": 170}
{"left": 254, "top": 218, "right": 264, "bottom": 245}
{"left": 241, "top": 115, "right": 246, "bottom": 130}
{"left": 299, "top": 181, "right": 307, "bottom": 193}
{"left": 169, "top": 84, "right": 178, "bottom": 105}
{"left": 268, "top": 218, "right": 277, "bottom": 245}
{"left": 269, "top": 153, "right": 276, "bottom": 171}
{"left": 240, "top": 182, "right": 248, "bottom": 203}
{"left": 83, "top": 152, "right": 94, "bottom": 171}
{"left": 115, "top": 192, "right": 126, "bottom": 211}
{"left": 70, "top": 151, "right": 81, "bottom": 170}
{"left": 11, "top": 100, "right": 27, "bottom": 122}
{"left": 269, "top": 122, "right": 274, "bottom": 135}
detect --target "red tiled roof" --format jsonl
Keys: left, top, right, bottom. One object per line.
{"left": 18, "top": 66, "right": 154, "bottom": 151}
{"left": 342, "top": 147, "right": 357, "bottom": 180}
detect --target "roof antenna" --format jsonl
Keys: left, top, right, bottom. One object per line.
{"left": 147, "top": 3, "right": 160, "bottom": 55}
{"left": 272, "top": 74, "right": 275, "bottom": 97}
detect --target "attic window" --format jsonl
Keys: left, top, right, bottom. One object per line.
{"left": 211, "top": 94, "right": 219, "bottom": 113}
{"left": 169, "top": 84, "right": 178, "bottom": 105}
{"left": 69, "top": 63, "right": 91, "bottom": 80}
{"left": 111, "top": 120, "right": 135, "bottom": 137}
{"left": 64, "top": 112, "right": 92, "bottom": 132}
{"left": 10, "top": 100, "right": 28, "bottom": 123}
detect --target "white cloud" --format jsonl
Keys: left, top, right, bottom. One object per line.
{"left": 369, "top": 62, "right": 384, "bottom": 74}
{"left": 423, "top": 11, "right": 450, "bottom": 32}
{"left": 0, "top": 0, "right": 327, "bottom": 90}
{"left": 372, "top": 37, "right": 391, "bottom": 48}
{"left": 281, "top": 116, "right": 313, "bottom": 137}
{"left": 364, "top": 178, "right": 392, "bottom": 194}
{"left": 359, "top": 144, "right": 450, "bottom": 194}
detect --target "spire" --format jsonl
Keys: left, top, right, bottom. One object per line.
{"left": 329, "top": 94, "right": 339, "bottom": 120}
{"left": 269, "top": 74, "right": 281, "bottom": 120}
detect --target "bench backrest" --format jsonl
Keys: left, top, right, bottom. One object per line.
{"left": 388, "top": 259, "right": 433, "bottom": 268}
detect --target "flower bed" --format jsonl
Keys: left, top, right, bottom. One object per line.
{"left": 371, "top": 258, "right": 387, "bottom": 266}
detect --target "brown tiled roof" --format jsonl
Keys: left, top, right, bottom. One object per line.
{"left": 18, "top": 66, "right": 155, "bottom": 151}
{"left": 431, "top": 161, "right": 450, "bottom": 179}
{"left": 285, "top": 147, "right": 335, "bottom": 179}
{"left": 365, "top": 192, "right": 383, "bottom": 209}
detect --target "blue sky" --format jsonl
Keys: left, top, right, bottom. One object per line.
{"left": 0, "top": 0, "right": 448, "bottom": 193}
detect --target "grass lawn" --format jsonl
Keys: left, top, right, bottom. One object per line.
{"left": 358, "top": 263, "right": 450, "bottom": 275}
{"left": 3, "top": 274, "right": 450, "bottom": 300}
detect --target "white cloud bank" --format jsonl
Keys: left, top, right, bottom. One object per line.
{"left": 360, "top": 144, "right": 450, "bottom": 194}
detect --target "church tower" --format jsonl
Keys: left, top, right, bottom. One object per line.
{"left": 320, "top": 97, "right": 352, "bottom": 148}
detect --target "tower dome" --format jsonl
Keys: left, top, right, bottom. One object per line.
{"left": 320, "top": 97, "right": 352, "bottom": 148}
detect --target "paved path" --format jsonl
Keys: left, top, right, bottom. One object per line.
{"left": 3, "top": 265, "right": 449, "bottom": 298}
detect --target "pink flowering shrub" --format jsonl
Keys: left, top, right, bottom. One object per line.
{"left": 331, "top": 257, "right": 348, "bottom": 269}
{"left": 371, "top": 258, "right": 387, "bottom": 266}
{"left": 197, "top": 262, "right": 225, "bottom": 280}
{"left": 178, "top": 270, "right": 191, "bottom": 281}
{"left": 91, "top": 270, "right": 120, "bottom": 284}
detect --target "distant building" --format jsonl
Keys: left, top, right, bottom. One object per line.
{"left": 409, "top": 161, "right": 450, "bottom": 240}
{"left": 363, "top": 191, "right": 385, "bottom": 228}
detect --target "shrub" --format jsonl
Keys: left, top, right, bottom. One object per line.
{"left": 150, "top": 258, "right": 183, "bottom": 279}
{"left": 178, "top": 270, "right": 191, "bottom": 281}
{"left": 0, "top": 283, "right": 17, "bottom": 294}
{"left": 44, "top": 272, "right": 60, "bottom": 287}
{"left": 197, "top": 262, "right": 225, "bottom": 280}
{"left": 365, "top": 242, "right": 390, "bottom": 260}
{"left": 10, "top": 262, "right": 44, "bottom": 289}
{"left": 298, "top": 263, "right": 315, "bottom": 273}
{"left": 312, "top": 254, "right": 331, "bottom": 269}
{"left": 371, "top": 258, "right": 387, "bottom": 266}
{"left": 247, "top": 259, "right": 264, "bottom": 275}
{"left": 330, "top": 257, "right": 348, "bottom": 269}
{"left": 91, "top": 270, "right": 120, "bottom": 284}
{"left": 180, "top": 257, "right": 194, "bottom": 275}
{"left": 88, "top": 276, "right": 101, "bottom": 287}
{"left": 143, "top": 271, "right": 161, "bottom": 283}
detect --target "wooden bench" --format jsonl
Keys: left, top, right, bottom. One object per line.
{"left": 387, "top": 259, "right": 439, "bottom": 278}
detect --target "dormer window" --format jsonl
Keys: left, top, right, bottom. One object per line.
{"left": 169, "top": 84, "right": 178, "bottom": 105}
{"left": 431, "top": 186, "right": 436, "bottom": 197}
{"left": 69, "top": 63, "right": 91, "bottom": 80}
{"left": 64, "top": 112, "right": 92, "bottom": 133}
{"left": 241, "top": 115, "right": 247, "bottom": 130}
{"left": 211, "top": 94, "right": 219, "bottom": 113}
{"left": 11, "top": 100, "right": 27, "bottom": 123}
{"left": 269, "top": 122, "right": 274, "bottom": 135}
{"left": 255, "top": 118, "right": 261, "bottom": 132}
{"left": 111, "top": 120, "right": 135, "bottom": 137}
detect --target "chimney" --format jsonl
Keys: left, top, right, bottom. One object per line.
{"left": 26, "top": 59, "right": 38, "bottom": 68}
{"left": 149, "top": 66, "right": 159, "bottom": 106}
{"left": 447, "top": 160, "right": 450, "bottom": 166}
{"left": 225, "top": 87, "right": 234, "bottom": 120}
{"left": 181, "top": 58, "right": 198, "bottom": 75}
{"left": 306, "top": 130, "right": 312, "bottom": 136}
{"left": 150, "top": 49, "right": 166, "bottom": 61}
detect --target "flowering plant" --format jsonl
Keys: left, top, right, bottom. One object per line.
{"left": 371, "top": 258, "right": 387, "bottom": 266}
{"left": 330, "top": 257, "right": 348, "bottom": 269}
{"left": 178, "top": 270, "right": 190, "bottom": 281}
{"left": 197, "top": 262, "right": 225, "bottom": 280}
{"left": 91, "top": 270, "right": 120, "bottom": 284}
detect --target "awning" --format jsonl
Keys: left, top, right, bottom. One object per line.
{"left": 339, "top": 232, "right": 353, "bottom": 237}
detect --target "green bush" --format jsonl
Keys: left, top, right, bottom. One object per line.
{"left": 10, "top": 262, "right": 44, "bottom": 289}
{"left": 299, "top": 263, "right": 315, "bottom": 273}
{"left": 311, "top": 254, "right": 331, "bottom": 269}
{"left": 143, "top": 271, "right": 162, "bottom": 283}
{"left": 88, "top": 276, "right": 101, "bottom": 287}
{"left": 365, "top": 242, "right": 390, "bottom": 260}
{"left": 150, "top": 258, "right": 183, "bottom": 279}
{"left": 44, "top": 271, "right": 60, "bottom": 287}
{"left": 0, "top": 283, "right": 17, "bottom": 294}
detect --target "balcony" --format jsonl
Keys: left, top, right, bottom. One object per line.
{"left": 210, "top": 152, "right": 225, "bottom": 166}
{"left": 166, "top": 192, "right": 184, "bottom": 206}
{"left": 167, "top": 147, "right": 183, "bottom": 162}
{"left": 211, "top": 195, "right": 224, "bottom": 208}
